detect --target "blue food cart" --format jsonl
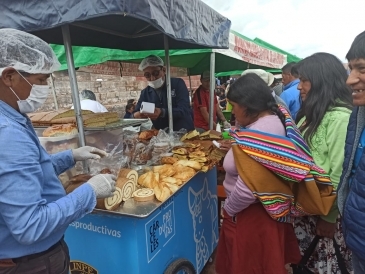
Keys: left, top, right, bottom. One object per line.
{"left": 1, "top": 1, "right": 230, "bottom": 273}
{"left": 65, "top": 168, "right": 218, "bottom": 274}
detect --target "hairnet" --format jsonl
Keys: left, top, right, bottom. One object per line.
{"left": 138, "top": 55, "right": 164, "bottom": 71}
{"left": 0, "top": 28, "right": 60, "bottom": 75}
{"left": 80, "top": 89, "right": 96, "bottom": 101}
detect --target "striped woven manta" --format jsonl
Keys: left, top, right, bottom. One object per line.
{"left": 230, "top": 106, "right": 335, "bottom": 222}
{"left": 230, "top": 106, "right": 331, "bottom": 185}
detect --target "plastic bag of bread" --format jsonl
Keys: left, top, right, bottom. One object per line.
{"left": 89, "top": 142, "right": 128, "bottom": 176}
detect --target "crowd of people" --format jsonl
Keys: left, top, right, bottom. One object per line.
{"left": 2, "top": 26, "right": 365, "bottom": 274}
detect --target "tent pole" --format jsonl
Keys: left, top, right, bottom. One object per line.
{"left": 188, "top": 68, "right": 192, "bottom": 93}
{"left": 164, "top": 35, "right": 173, "bottom": 132}
{"left": 62, "top": 25, "right": 88, "bottom": 171}
{"left": 50, "top": 75, "right": 59, "bottom": 110}
{"left": 62, "top": 25, "right": 85, "bottom": 147}
{"left": 209, "top": 52, "right": 216, "bottom": 130}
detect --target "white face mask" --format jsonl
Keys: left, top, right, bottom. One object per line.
{"left": 9, "top": 72, "right": 50, "bottom": 113}
{"left": 148, "top": 77, "right": 165, "bottom": 89}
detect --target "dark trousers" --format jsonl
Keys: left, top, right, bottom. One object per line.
{"left": 0, "top": 239, "right": 70, "bottom": 274}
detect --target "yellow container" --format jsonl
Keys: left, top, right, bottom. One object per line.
{"left": 226, "top": 101, "right": 232, "bottom": 111}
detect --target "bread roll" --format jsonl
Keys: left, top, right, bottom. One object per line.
{"left": 117, "top": 169, "right": 138, "bottom": 184}
{"left": 42, "top": 124, "right": 78, "bottom": 137}
{"left": 133, "top": 188, "right": 155, "bottom": 202}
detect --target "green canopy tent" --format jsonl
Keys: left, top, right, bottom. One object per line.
{"left": 215, "top": 68, "right": 282, "bottom": 77}
{"left": 51, "top": 30, "right": 287, "bottom": 76}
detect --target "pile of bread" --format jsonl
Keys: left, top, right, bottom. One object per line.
{"left": 29, "top": 109, "right": 120, "bottom": 129}
{"left": 137, "top": 159, "right": 201, "bottom": 202}
{"left": 171, "top": 141, "right": 225, "bottom": 172}
{"left": 181, "top": 129, "right": 222, "bottom": 141}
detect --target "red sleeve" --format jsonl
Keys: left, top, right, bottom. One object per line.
{"left": 194, "top": 89, "right": 208, "bottom": 108}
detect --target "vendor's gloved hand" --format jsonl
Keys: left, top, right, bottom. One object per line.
{"left": 72, "top": 146, "right": 108, "bottom": 161}
{"left": 223, "top": 121, "right": 231, "bottom": 129}
{"left": 87, "top": 174, "right": 116, "bottom": 198}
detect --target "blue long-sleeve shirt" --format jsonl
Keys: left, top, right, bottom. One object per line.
{"left": 0, "top": 101, "right": 96, "bottom": 259}
{"left": 280, "top": 79, "right": 301, "bottom": 120}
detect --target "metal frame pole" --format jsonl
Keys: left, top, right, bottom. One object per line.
{"left": 164, "top": 35, "right": 173, "bottom": 132}
{"left": 188, "top": 68, "right": 192, "bottom": 92}
{"left": 50, "top": 74, "right": 59, "bottom": 110}
{"left": 209, "top": 52, "right": 216, "bottom": 130}
{"left": 62, "top": 25, "right": 86, "bottom": 147}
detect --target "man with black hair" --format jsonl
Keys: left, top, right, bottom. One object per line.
{"left": 71, "top": 89, "right": 108, "bottom": 113}
{"left": 338, "top": 30, "right": 365, "bottom": 273}
{"left": 193, "top": 71, "right": 230, "bottom": 132}
{"left": 280, "top": 62, "right": 301, "bottom": 120}
{"left": 123, "top": 103, "right": 135, "bottom": 118}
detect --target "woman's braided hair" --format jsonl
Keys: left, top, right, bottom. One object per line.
{"left": 267, "top": 101, "right": 286, "bottom": 128}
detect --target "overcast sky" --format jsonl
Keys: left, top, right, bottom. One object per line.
{"left": 202, "top": 0, "right": 365, "bottom": 61}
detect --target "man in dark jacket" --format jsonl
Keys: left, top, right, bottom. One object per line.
{"left": 133, "top": 55, "right": 194, "bottom": 131}
{"left": 338, "top": 30, "right": 365, "bottom": 273}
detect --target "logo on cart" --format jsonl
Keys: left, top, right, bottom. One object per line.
{"left": 145, "top": 201, "right": 176, "bottom": 262}
{"left": 69, "top": 260, "right": 98, "bottom": 274}
{"left": 188, "top": 179, "right": 219, "bottom": 273}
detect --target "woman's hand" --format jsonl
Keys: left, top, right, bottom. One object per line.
{"left": 316, "top": 218, "right": 336, "bottom": 238}
{"left": 218, "top": 140, "right": 232, "bottom": 151}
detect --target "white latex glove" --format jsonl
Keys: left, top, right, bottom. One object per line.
{"left": 87, "top": 174, "right": 116, "bottom": 199}
{"left": 223, "top": 121, "right": 231, "bottom": 129}
{"left": 72, "top": 146, "right": 108, "bottom": 161}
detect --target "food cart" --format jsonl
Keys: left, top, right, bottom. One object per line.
{"left": 1, "top": 0, "right": 230, "bottom": 272}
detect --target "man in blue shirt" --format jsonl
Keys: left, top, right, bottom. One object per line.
{"left": 0, "top": 29, "right": 116, "bottom": 273}
{"left": 280, "top": 62, "right": 301, "bottom": 120}
{"left": 133, "top": 55, "right": 194, "bottom": 131}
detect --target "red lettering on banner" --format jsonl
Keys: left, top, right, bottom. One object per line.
{"left": 233, "top": 36, "right": 286, "bottom": 68}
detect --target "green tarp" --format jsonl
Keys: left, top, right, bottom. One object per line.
{"left": 51, "top": 31, "right": 292, "bottom": 76}
{"left": 215, "top": 68, "right": 282, "bottom": 77}
{"left": 52, "top": 45, "right": 274, "bottom": 76}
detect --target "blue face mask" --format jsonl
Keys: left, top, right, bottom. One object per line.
{"left": 9, "top": 71, "right": 49, "bottom": 113}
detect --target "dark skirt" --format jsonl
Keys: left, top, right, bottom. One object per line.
{"left": 215, "top": 202, "right": 301, "bottom": 274}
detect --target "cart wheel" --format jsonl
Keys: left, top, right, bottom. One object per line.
{"left": 164, "top": 259, "right": 196, "bottom": 274}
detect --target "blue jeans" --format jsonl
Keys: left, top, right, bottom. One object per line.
{"left": 353, "top": 253, "right": 365, "bottom": 274}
